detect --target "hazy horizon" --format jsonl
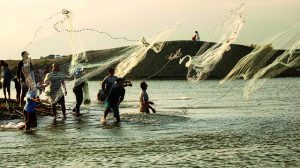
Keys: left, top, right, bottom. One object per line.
{"left": 1, "top": 0, "right": 300, "bottom": 60}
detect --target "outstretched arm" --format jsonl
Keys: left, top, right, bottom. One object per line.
{"left": 144, "top": 100, "right": 156, "bottom": 113}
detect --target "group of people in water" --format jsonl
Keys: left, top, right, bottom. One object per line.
{"left": 0, "top": 51, "right": 156, "bottom": 130}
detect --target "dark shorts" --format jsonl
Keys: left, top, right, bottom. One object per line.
{"left": 52, "top": 96, "right": 65, "bottom": 105}
{"left": 105, "top": 101, "right": 120, "bottom": 119}
{"left": 23, "top": 110, "right": 37, "bottom": 128}
{"left": 3, "top": 81, "right": 10, "bottom": 88}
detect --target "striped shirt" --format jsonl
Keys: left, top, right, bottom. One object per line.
{"left": 44, "top": 71, "right": 67, "bottom": 98}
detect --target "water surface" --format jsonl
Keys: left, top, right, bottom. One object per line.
{"left": 0, "top": 78, "right": 299, "bottom": 167}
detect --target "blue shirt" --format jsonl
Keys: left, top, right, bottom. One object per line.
{"left": 24, "top": 90, "right": 38, "bottom": 113}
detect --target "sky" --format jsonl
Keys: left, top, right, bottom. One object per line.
{"left": 0, "top": 0, "right": 300, "bottom": 60}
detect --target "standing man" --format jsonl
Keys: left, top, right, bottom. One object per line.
{"left": 102, "top": 78, "right": 126, "bottom": 123}
{"left": 17, "top": 51, "right": 29, "bottom": 107}
{"left": 72, "top": 69, "right": 88, "bottom": 116}
{"left": 98, "top": 68, "right": 118, "bottom": 102}
{"left": 44, "top": 63, "right": 68, "bottom": 120}
{"left": 1, "top": 62, "right": 12, "bottom": 101}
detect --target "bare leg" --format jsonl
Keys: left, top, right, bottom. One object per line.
{"left": 61, "top": 103, "right": 66, "bottom": 119}
{"left": 51, "top": 104, "right": 57, "bottom": 119}
{"left": 3, "top": 87, "right": 7, "bottom": 100}
{"left": 7, "top": 87, "right": 10, "bottom": 100}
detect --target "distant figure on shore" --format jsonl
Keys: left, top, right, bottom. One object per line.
{"left": 98, "top": 68, "right": 118, "bottom": 102}
{"left": 1, "top": 62, "right": 13, "bottom": 101}
{"left": 17, "top": 51, "right": 29, "bottom": 107}
{"left": 139, "top": 81, "right": 156, "bottom": 113}
{"left": 102, "top": 78, "right": 126, "bottom": 123}
{"left": 192, "top": 31, "right": 200, "bottom": 41}
{"left": 72, "top": 68, "right": 89, "bottom": 116}
{"left": 44, "top": 63, "right": 68, "bottom": 120}
{"left": 23, "top": 88, "right": 39, "bottom": 130}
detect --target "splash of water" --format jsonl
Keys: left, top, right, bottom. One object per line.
{"left": 180, "top": 3, "right": 246, "bottom": 82}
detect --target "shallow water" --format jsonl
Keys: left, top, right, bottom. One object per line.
{"left": 0, "top": 78, "right": 299, "bottom": 167}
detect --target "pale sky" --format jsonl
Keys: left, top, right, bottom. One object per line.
{"left": 1, "top": 0, "right": 300, "bottom": 60}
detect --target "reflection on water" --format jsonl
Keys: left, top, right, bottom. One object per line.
{"left": 0, "top": 79, "right": 299, "bottom": 167}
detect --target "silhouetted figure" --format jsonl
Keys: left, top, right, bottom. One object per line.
{"left": 72, "top": 69, "right": 89, "bottom": 116}
{"left": 102, "top": 78, "right": 126, "bottom": 123}
{"left": 1, "top": 62, "right": 12, "bottom": 101}
{"left": 17, "top": 51, "right": 29, "bottom": 107}
{"left": 98, "top": 68, "right": 118, "bottom": 102}
{"left": 13, "top": 77, "right": 21, "bottom": 101}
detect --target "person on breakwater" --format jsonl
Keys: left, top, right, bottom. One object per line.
{"left": 139, "top": 81, "right": 156, "bottom": 113}
{"left": 192, "top": 31, "right": 200, "bottom": 41}
{"left": 44, "top": 63, "right": 68, "bottom": 120}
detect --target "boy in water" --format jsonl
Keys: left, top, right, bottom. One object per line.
{"left": 23, "top": 89, "right": 39, "bottom": 130}
{"left": 139, "top": 81, "right": 156, "bottom": 113}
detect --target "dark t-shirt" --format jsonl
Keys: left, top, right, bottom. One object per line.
{"left": 17, "top": 61, "right": 25, "bottom": 82}
{"left": 106, "top": 84, "right": 125, "bottom": 105}
{"left": 1, "top": 67, "right": 12, "bottom": 86}
{"left": 73, "top": 80, "right": 85, "bottom": 94}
